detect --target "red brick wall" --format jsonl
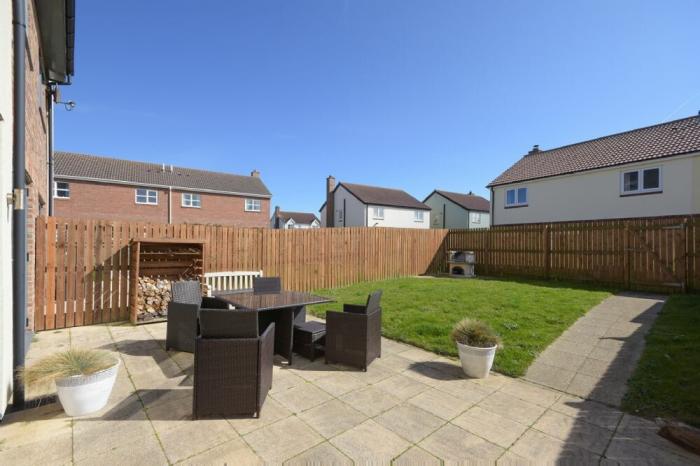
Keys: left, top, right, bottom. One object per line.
{"left": 54, "top": 180, "right": 271, "bottom": 227}
{"left": 24, "top": 0, "right": 50, "bottom": 330}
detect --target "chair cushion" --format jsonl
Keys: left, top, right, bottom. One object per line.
{"left": 199, "top": 309, "right": 259, "bottom": 338}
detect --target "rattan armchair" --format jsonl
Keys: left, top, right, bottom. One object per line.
{"left": 166, "top": 280, "right": 228, "bottom": 353}
{"left": 193, "top": 309, "right": 275, "bottom": 419}
{"left": 325, "top": 290, "right": 382, "bottom": 371}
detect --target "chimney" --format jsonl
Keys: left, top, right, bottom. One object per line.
{"left": 251, "top": 169, "right": 260, "bottom": 178}
{"left": 274, "top": 205, "right": 281, "bottom": 228}
{"left": 326, "top": 176, "right": 335, "bottom": 227}
{"left": 468, "top": 190, "right": 473, "bottom": 195}
{"left": 527, "top": 144, "right": 540, "bottom": 155}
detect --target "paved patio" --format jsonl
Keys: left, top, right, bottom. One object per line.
{"left": 2, "top": 314, "right": 699, "bottom": 465}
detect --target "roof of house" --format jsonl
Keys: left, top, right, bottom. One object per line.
{"left": 275, "top": 211, "right": 319, "bottom": 225}
{"left": 425, "top": 190, "right": 490, "bottom": 212}
{"left": 329, "top": 182, "right": 430, "bottom": 211}
{"left": 488, "top": 115, "right": 700, "bottom": 187}
{"left": 55, "top": 151, "right": 271, "bottom": 197}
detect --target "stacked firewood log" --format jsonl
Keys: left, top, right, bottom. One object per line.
{"left": 136, "top": 277, "right": 172, "bottom": 321}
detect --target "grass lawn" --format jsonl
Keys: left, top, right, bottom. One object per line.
{"left": 622, "top": 294, "right": 700, "bottom": 427}
{"left": 310, "top": 277, "right": 610, "bottom": 377}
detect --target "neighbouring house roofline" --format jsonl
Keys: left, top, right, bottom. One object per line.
{"left": 319, "top": 182, "right": 430, "bottom": 211}
{"left": 55, "top": 151, "right": 272, "bottom": 198}
{"left": 273, "top": 210, "right": 320, "bottom": 225}
{"left": 423, "top": 190, "right": 490, "bottom": 212}
{"left": 488, "top": 114, "right": 700, "bottom": 187}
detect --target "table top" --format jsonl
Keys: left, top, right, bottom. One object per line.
{"left": 214, "top": 290, "right": 334, "bottom": 311}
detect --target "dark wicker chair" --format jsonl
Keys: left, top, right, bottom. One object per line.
{"left": 166, "top": 280, "right": 228, "bottom": 353}
{"left": 325, "top": 290, "right": 382, "bottom": 371}
{"left": 193, "top": 309, "right": 275, "bottom": 419}
{"left": 253, "top": 276, "right": 282, "bottom": 294}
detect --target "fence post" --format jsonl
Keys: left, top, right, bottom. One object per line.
{"left": 543, "top": 225, "right": 550, "bottom": 279}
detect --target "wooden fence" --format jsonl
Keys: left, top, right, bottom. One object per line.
{"left": 446, "top": 215, "right": 699, "bottom": 293}
{"left": 34, "top": 215, "right": 700, "bottom": 331}
{"left": 33, "top": 217, "right": 448, "bottom": 330}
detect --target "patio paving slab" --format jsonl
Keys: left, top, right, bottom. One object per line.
{"left": 298, "top": 399, "right": 368, "bottom": 438}
{"left": 392, "top": 446, "right": 441, "bottom": 466}
{"left": 419, "top": 423, "right": 505, "bottom": 464}
{"left": 330, "top": 419, "right": 411, "bottom": 465}
{"left": 243, "top": 416, "right": 323, "bottom": 463}
{"left": 375, "top": 403, "right": 445, "bottom": 443}
{"left": 284, "top": 442, "right": 352, "bottom": 466}
{"left": 452, "top": 405, "right": 529, "bottom": 449}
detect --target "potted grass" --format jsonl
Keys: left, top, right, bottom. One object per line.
{"left": 21, "top": 348, "right": 120, "bottom": 416}
{"left": 451, "top": 318, "right": 501, "bottom": 378}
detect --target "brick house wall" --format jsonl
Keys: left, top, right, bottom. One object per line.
{"left": 24, "top": 0, "right": 50, "bottom": 330}
{"left": 54, "top": 180, "right": 271, "bottom": 227}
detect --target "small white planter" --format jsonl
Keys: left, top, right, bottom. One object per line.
{"left": 55, "top": 360, "right": 120, "bottom": 416}
{"left": 456, "top": 342, "right": 496, "bottom": 378}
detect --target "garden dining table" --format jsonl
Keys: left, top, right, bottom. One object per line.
{"left": 214, "top": 290, "right": 333, "bottom": 365}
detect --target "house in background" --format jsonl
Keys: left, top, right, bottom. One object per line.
{"left": 488, "top": 115, "right": 700, "bottom": 226}
{"left": 54, "top": 152, "right": 272, "bottom": 227}
{"left": 423, "top": 190, "right": 490, "bottom": 229}
{"left": 271, "top": 206, "right": 320, "bottom": 229}
{"left": 320, "top": 176, "right": 430, "bottom": 229}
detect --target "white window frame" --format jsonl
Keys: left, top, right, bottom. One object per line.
{"left": 414, "top": 210, "right": 424, "bottom": 222}
{"left": 505, "top": 187, "right": 528, "bottom": 207}
{"left": 620, "top": 167, "right": 663, "bottom": 196}
{"left": 54, "top": 181, "right": 70, "bottom": 199}
{"left": 470, "top": 212, "right": 482, "bottom": 224}
{"left": 181, "top": 192, "right": 201, "bottom": 208}
{"left": 135, "top": 188, "right": 158, "bottom": 205}
{"left": 245, "top": 198, "right": 261, "bottom": 212}
{"left": 372, "top": 206, "right": 385, "bottom": 219}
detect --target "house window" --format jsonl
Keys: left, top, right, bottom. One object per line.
{"left": 372, "top": 207, "right": 384, "bottom": 219}
{"left": 54, "top": 181, "right": 70, "bottom": 198}
{"left": 470, "top": 212, "right": 481, "bottom": 223}
{"left": 181, "top": 193, "right": 201, "bottom": 208}
{"left": 414, "top": 211, "right": 424, "bottom": 222}
{"left": 505, "top": 187, "right": 528, "bottom": 207}
{"left": 621, "top": 167, "right": 662, "bottom": 195}
{"left": 135, "top": 188, "right": 158, "bottom": 205}
{"left": 245, "top": 198, "right": 261, "bottom": 212}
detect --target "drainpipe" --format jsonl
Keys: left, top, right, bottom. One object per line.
{"left": 168, "top": 186, "right": 172, "bottom": 224}
{"left": 47, "top": 85, "right": 55, "bottom": 215}
{"left": 12, "top": 0, "right": 28, "bottom": 410}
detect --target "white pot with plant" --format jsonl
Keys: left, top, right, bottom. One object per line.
{"left": 22, "top": 349, "right": 120, "bottom": 417}
{"left": 451, "top": 318, "right": 501, "bottom": 378}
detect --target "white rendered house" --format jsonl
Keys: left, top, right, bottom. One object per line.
{"left": 320, "top": 177, "right": 430, "bottom": 229}
{"left": 488, "top": 115, "right": 700, "bottom": 225}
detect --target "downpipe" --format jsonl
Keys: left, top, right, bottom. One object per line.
{"left": 11, "top": 0, "right": 28, "bottom": 410}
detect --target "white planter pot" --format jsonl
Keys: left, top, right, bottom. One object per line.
{"left": 55, "top": 361, "right": 120, "bottom": 417}
{"left": 456, "top": 342, "right": 496, "bottom": 378}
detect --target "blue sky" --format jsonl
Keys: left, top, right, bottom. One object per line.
{"left": 55, "top": 0, "right": 700, "bottom": 213}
